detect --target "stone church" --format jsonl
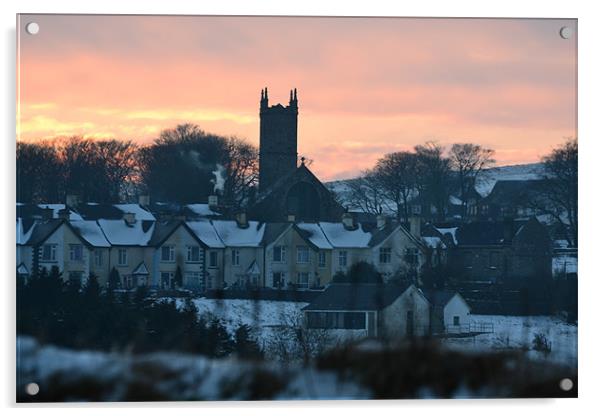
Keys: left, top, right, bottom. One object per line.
{"left": 248, "top": 88, "right": 344, "bottom": 223}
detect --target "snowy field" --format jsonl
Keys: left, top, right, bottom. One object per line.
{"left": 169, "top": 298, "right": 577, "bottom": 368}
{"left": 441, "top": 314, "right": 577, "bottom": 368}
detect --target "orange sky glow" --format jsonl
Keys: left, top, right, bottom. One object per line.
{"left": 17, "top": 15, "right": 577, "bottom": 181}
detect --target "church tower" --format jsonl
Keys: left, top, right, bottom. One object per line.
{"left": 259, "top": 87, "right": 298, "bottom": 192}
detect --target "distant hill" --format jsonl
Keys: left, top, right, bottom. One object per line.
{"left": 326, "top": 163, "right": 545, "bottom": 209}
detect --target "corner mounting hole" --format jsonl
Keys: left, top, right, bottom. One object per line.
{"left": 25, "top": 382, "right": 39, "bottom": 396}
{"left": 26, "top": 22, "right": 40, "bottom": 35}
{"left": 559, "top": 26, "right": 573, "bottom": 40}
{"left": 559, "top": 378, "right": 573, "bottom": 391}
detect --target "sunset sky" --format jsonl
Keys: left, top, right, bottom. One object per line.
{"left": 17, "top": 15, "right": 577, "bottom": 181}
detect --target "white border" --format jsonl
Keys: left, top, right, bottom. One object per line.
{"left": 2, "top": 0, "right": 600, "bottom": 414}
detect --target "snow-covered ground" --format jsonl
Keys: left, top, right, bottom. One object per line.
{"left": 441, "top": 314, "right": 577, "bottom": 368}
{"left": 17, "top": 336, "right": 368, "bottom": 401}
{"left": 171, "top": 298, "right": 577, "bottom": 369}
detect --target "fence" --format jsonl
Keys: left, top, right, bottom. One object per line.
{"left": 443, "top": 322, "right": 494, "bottom": 335}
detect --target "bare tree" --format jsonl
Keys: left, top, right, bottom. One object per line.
{"left": 95, "top": 139, "right": 140, "bottom": 202}
{"left": 531, "top": 138, "right": 578, "bottom": 247}
{"left": 222, "top": 137, "right": 259, "bottom": 210}
{"left": 372, "top": 152, "right": 419, "bottom": 223}
{"left": 345, "top": 169, "right": 390, "bottom": 215}
{"left": 449, "top": 143, "right": 495, "bottom": 217}
{"left": 414, "top": 142, "right": 452, "bottom": 222}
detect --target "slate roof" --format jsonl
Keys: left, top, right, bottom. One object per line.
{"left": 26, "top": 219, "right": 65, "bottom": 246}
{"left": 454, "top": 221, "right": 518, "bottom": 246}
{"left": 421, "top": 289, "right": 457, "bottom": 307}
{"left": 295, "top": 223, "right": 333, "bottom": 249}
{"left": 261, "top": 223, "right": 292, "bottom": 246}
{"left": 483, "top": 180, "right": 545, "bottom": 207}
{"left": 303, "top": 283, "right": 412, "bottom": 311}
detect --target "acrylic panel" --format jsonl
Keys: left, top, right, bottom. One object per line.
{"left": 16, "top": 14, "right": 577, "bottom": 401}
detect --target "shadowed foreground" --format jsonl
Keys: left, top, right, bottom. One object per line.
{"left": 17, "top": 336, "right": 576, "bottom": 402}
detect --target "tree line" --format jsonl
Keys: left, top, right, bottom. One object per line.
{"left": 346, "top": 142, "right": 496, "bottom": 223}
{"left": 16, "top": 123, "right": 258, "bottom": 210}
{"left": 345, "top": 139, "right": 577, "bottom": 246}
{"left": 17, "top": 266, "right": 263, "bottom": 359}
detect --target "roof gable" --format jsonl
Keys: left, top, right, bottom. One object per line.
{"left": 303, "top": 283, "right": 412, "bottom": 311}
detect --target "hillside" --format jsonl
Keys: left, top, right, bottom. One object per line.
{"left": 326, "top": 163, "right": 545, "bottom": 210}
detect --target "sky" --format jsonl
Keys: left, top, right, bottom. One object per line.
{"left": 17, "top": 15, "right": 577, "bottom": 181}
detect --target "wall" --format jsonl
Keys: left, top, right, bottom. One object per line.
{"left": 380, "top": 286, "right": 430, "bottom": 338}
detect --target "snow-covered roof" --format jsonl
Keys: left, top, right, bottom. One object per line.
{"left": 211, "top": 220, "right": 265, "bottom": 247}
{"left": 38, "top": 204, "right": 83, "bottom": 221}
{"left": 17, "top": 218, "right": 35, "bottom": 245}
{"left": 113, "top": 204, "right": 156, "bottom": 221}
{"left": 69, "top": 220, "right": 111, "bottom": 247}
{"left": 435, "top": 227, "right": 458, "bottom": 245}
{"left": 318, "top": 222, "right": 372, "bottom": 248}
{"left": 97, "top": 219, "right": 155, "bottom": 246}
{"left": 185, "top": 204, "right": 221, "bottom": 217}
{"left": 295, "top": 223, "right": 333, "bottom": 249}
{"left": 422, "top": 236, "right": 446, "bottom": 249}
{"left": 132, "top": 262, "right": 149, "bottom": 275}
{"left": 17, "top": 263, "right": 29, "bottom": 275}
{"left": 186, "top": 220, "right": 225, "bottom": 248}
{"left": 448, "top": 195, "right": 463, "bottom": 206}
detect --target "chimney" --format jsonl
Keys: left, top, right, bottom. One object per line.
{"left": 57, "top": 208, "right": 70, "bottom": 221}
{"left": 409, "top": 216, "right": 421, "bottom": 238}
{"left": 208, "top": 195, "right": 218, "bottom": 210}
{"left": 65, "top": 194, "right": 79, "bottom": 208}
{"left": 123, "top": 212, "right": 136, "bottom": 226}
{"left": 41, "top": 207, "right": 54, "bottom": 221}
{"left": 138, "top": 194, "right": 150, "bottom": 207}
{"left": 376, "top": 214, "right": 387, "bottom": 230}
{"left": 236, "top": 212, "right": 249, "bottom": 229}
{"left": 287, "top": 214, "right": 296, "bottom": 223}
{"left": 342, "top": 212, "right": 355, "bottom": 230}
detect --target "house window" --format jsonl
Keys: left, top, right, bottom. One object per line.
{"left": 453, "top": 316, "right": 460, "bottom": 326}
{"left": 297, "top": 246, "right": 310, "bottom": 264}
{"left": 318, "top": 251, "right": 326, "bottom": 268}
{"left": 160, "top": 272, "right": 174, "bottom": 289}
{"left": 272, "top": 272, "right": 284, "bottom": 288}
{"left": 297, "top": 272, "right": 309, "bottom": 289}
{"left": 93, "top": 250, "right": 103, "bottom": 267}
{"left": 41, "top": 244, "right": 57, "bottom": 262}
{"left": 231, "top": 249, "right": 240, "bottom": 266}
{"left": 481, "top": 204, "right": 489, "bottom": 215}
{"left": 405, "top": 248, "right": 419, "bottom": 265}
{"left": 69, "top": 244, "right": 83, "bottom": 262}
{"left": 186, "top": 245, "right": 201, "bottom": 263}
{"left": 411, "top": 205, "right": 422, "bottom": 215}
{"left": 306, "top": 312, "right": 366, "bottom": 329}
{"left": 118, "top": 248, "right": 128, "bottom": 266}
{"left": 208, "top": 251, "right": 218, "bottom": 268}
{"left": 379, "top": 247, "right": 392, "bottom": 264}
{"left": 338, "top": 250, "right": 348, "bottom": 268}
{"left": 273, "top": 246, "right": 286, "bottom": 263}
{"left": 185, "top": 271, "right": 202, "bottom": 288}
{"left": 161, "top": 245, "right": 175, "bottom": 262}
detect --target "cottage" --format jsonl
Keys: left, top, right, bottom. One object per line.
{"left": 421, "top": 289, "right": 471, "bottom": 334}
{"left": 303, "top": 283, "right": 430, "bottom": 340}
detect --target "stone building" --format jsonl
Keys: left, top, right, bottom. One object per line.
{"left": 250, "top": 88, "right": 344, "bottom": 223}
